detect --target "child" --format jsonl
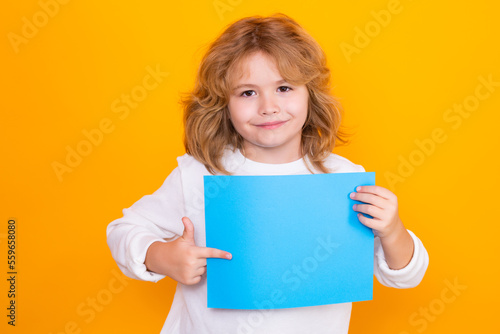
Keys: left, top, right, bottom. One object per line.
{"left": 106, "top": 13, "right": 429, "bottom": 334}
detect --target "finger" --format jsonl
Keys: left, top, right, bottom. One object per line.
{"left": 350, "top": 192, "right": 387, "bottom": 209}
{"left": 199, "top": 247, "right": 232, "bottom": 260}
{"left": 355, "top": 185, "right": 397, "bottom": 201}
{"left": 353, "top": 203, "right": 384, "bottom": 220}
{"left": 181, "top": 217, "right": 196, "bottom": 244}
{"left": 194, "top": 266, "right": 206, "bottom": 277}
{"left": 186, "top": 275, "right": 202, "bottom": 286}
{"left": 194, "top": 257, "right": 207, "bottom": 270}
{"left": 357, "top": 212, "right": 378, "bottom": 230}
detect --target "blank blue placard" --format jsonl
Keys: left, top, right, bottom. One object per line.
{"left": 204, "top": 172, "right": 375, "bottom": 309}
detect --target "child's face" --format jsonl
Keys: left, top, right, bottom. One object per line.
{"left": 227, "top": 51, "right": 309, "bottom": 163}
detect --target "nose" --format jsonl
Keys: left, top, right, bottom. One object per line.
{"left": 259, "top": 92, "right": 280, "bottom": 115}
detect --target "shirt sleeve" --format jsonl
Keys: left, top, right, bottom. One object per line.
{"left": 373, "top": 229, "right": 429, "bottom": 288}
{"left": 106, "top": 167, "right": 186, "bottom": 283}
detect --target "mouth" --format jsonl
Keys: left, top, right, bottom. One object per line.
{"left": 255, "top": 120, "right": 288, "bottom": 130}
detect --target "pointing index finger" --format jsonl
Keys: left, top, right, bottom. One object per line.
{"left": 199, "top": 247, "right": 232, "bottom": 260}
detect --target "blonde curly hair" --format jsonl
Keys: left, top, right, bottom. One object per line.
{"left": 180, "top": 13, "right": 347, "bottom": 175}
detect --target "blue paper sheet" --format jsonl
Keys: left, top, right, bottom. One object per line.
{"left": 204, "top": 172, "right": 375, "bottom": 309}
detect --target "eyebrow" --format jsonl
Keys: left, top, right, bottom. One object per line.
{"left": 232, "top": 79, "right": 288, "bottom": 92}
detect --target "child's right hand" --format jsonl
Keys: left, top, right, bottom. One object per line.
{"left": 144, "top": 217, "right": 232, "bottom": 285}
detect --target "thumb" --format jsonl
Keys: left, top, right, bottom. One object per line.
{"left": 181, "top": 217, "right": 196, "bottom": 244}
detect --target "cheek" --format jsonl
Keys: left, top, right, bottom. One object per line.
{"left": 227, "top": 106, "right": 245, "bottom": 132}
{"left": 228, "top": 100, "right": 251, "bottom": 122}
{"left": 287, "top": 95, "right": 309, "bottom": 120}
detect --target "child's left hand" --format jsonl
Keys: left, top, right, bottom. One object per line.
{"left": 350, "top": 185, "right": 404, "bottom": 239}
{"left": 350, "top": 185, "right": 415, "bottom": 270}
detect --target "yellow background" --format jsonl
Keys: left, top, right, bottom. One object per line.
{"left": 1, "top": 0, "right": 499, "bottom": 333}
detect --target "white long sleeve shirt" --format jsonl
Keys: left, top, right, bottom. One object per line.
{"left": 106, "top": 146, "right": 429, "bottom": 334}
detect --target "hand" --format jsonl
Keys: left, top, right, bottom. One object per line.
{"left": 350, "top": 185, "right": 414, "bottom": 269}
{"left": 350, "top": 185, "right": 404, "bottom": 240}
{"left": 144, "top": 217, "right": 232, "bottom": 285}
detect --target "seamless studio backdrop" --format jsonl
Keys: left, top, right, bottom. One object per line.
{"left": 1, "top": 0, "right": 499, "bottom": 333}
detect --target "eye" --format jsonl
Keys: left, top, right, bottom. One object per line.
{"left": 240, "top": 90, "right": 255, "bottom": 97}
{"left": 278, "top": 86, "right": 292, "bottom": 93}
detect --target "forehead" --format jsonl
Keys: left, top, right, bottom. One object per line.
{"left": 230, "top": 52, "right": 280, "bottom": 83}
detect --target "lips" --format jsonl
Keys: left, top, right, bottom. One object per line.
{"left": 255, "top": 120, "right": 287, "bottom": 129}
